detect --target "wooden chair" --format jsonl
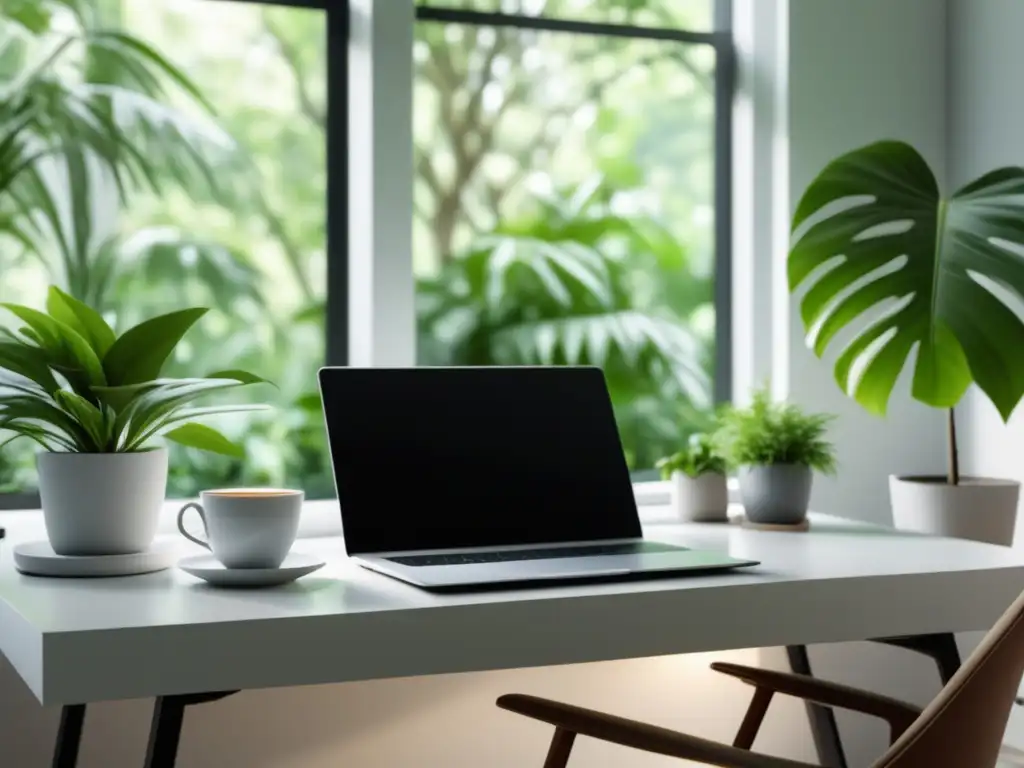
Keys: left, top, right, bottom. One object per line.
{"left": 497, "top": 586, "right": 1024, "bottom": 767}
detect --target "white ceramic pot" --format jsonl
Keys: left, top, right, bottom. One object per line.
{"left": 671, "top": 471, "right": 729, "bottom": 522}
{"left": 37, "top": 448, "right": 168, "bottom": 556}
{"left": 889, "top": 475, "right": 1020, "bottom": 547}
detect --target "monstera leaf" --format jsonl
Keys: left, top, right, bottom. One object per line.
{"left": 789, "top": 140, "right": 1024, "bottom": 421}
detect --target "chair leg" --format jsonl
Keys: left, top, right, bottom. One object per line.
{"left": 733, "top": 687, "right": 774, "bottom": 750}
{"left": 543, "top": 727, "right": 576, "bottom": 768}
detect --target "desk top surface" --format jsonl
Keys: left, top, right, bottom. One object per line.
{"left": 1, "top": 506, "right": 1023, "bottom": 704}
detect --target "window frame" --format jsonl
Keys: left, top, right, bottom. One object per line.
{"left": 0, "top": 0, "right": 347, "bottom": 509}
{"left": 0, "top": 0, "right": 735, "bottom": 507}
{"left": 212, "top": 0, "right": 350, "bottom": 368}
{"left": 412, "top": 1, "right": 735, "bottom": 407}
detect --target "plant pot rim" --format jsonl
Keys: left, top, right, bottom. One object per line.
{"left": 670, "top": 470, "right": 727, "bottom": 479}
{"left": 890, "top": 474, "right": 1020, "bottom": 488}
{"left": 39, "top": 447, "right": 168, "bottom": 457}
{"left": 740, "top": 462, "right": 811, "bottom": 470}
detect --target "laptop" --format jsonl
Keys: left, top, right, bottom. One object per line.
{"left": 318, "top": 366, "right": 757, "bottom": 589}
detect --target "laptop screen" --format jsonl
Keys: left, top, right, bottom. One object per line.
{"left": 319, "top": 367, "right": 641, "bottom": 555}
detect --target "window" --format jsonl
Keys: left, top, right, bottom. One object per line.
{"left": 413, "top": 1, "right": 733, "bottom": 473}
{"left": 0, "top": 0, "right": 731, "bottom": 506}
{"left": 0, "top": 0, "right": 343, "bottom": 502}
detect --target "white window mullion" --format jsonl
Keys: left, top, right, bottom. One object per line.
{"left": 348, "top": 0, "right": 416, "bottom": 368}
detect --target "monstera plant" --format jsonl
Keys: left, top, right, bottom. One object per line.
{"left": 789, "top": 140, "right": 1024, "bottom": 544}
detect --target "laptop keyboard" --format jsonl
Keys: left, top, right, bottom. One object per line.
{"left": 386, "top": 541, "right": 687, "bottom": 567}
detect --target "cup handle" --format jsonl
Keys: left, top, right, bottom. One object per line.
{"left": 177, "top": 502, "right": 211, "bottom": 551}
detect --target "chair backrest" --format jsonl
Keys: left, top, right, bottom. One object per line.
{"left": 875, "top": 586, "right": 1024, "bottom": 767}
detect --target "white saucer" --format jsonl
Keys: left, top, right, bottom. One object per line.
{"left": 177, "top": 552, "right": 325, "bottom": 588}
{"left": 14, "top": 539, "right": 177, "bottom": 578}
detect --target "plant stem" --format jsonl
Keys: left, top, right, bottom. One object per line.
{"left": 947, "top": 407, "right": 960, "bottom": 485}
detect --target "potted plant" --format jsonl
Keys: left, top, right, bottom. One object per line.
{"left": 0, "top": 286, "right": 266, "bottom": 556}
{"left": 789, "top": 140, "right": 1024, "bottom": 545}
{"left": 656, "top": 433, "right": 729, "bottom": 522}
{"left": 716, "top": 389, "right": 836, "bottom": 526}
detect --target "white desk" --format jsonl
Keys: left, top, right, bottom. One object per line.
{"left": 1, "top": 509, "right": 1023, "bottom": 767}
{"left": 1, "top": 510, "right": 1023, "bottom": 705}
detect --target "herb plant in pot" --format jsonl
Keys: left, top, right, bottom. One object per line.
{"left": 656, "top": 433, "right": 729, "bottom": 523}
{"left": 0, "top": 287, "right": 266, "bottom": 556}
{"left": 789, "top": 141, "right": 1024, "bottom": 545}
{"left": 716, "top": 389, "right": 836, "bottom": 526}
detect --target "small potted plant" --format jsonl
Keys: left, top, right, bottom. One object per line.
{"left": 0, "top": 287, "right": 267, "bottom": 556}
{"left": 716, "top": 389, "right": 837, "bottom": 526}
{"left": 656, "top": 433, "right": 729, "bottom": 522}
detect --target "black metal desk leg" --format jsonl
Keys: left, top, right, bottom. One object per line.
{"left": 929, "top": 633, "right": 962, "bottom": 685}
{"left": 144, "top": 691, "right": 237, "bottom": 768}
{"left": 872, "top": 633, "right": 962, "bottom": 685}
{"left": 786, "top": 645, "right": 848, "bottom": 768}
{"left": 52, "top": 704, "right": 86, "bottom": 768}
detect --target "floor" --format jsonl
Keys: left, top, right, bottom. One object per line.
{"left": 999, "top": 745, "right": 1024, "bottom": 766}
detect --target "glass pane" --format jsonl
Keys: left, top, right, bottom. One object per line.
{"left": 414, "top": 21, "right": 718, "bottom": 472}
{"left": 417, "top": 0, "right": 715, "bottom": 31}
{"left": 0, "top": 1, "right": 332, "bottom": 498}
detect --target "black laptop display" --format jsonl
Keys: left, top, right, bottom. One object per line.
{"left": 318, "top": 366, "right": 756, "bottom": 589}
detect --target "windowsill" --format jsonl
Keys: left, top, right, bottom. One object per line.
{"left": 0, "top": 480, "right": 741, "bottom": 541}
{"left": 634, "top": 477, "right": 741, "bottom": 507}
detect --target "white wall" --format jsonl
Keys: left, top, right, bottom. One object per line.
{"left": 781, "top": 3, "right": 955, "bottom": 765}
{"left": 0, "top": 2, "right": 963, "bottom": 767}
{"left": 947, "top": 0, "right": 1024, "bottom": 747}
{"left": 949, "top": 0, "right": 1024, "bottom": 543}
{"left": 785, "top": 0, "right": 949, "bottom": 526}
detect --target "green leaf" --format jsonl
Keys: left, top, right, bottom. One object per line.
{"left": 129, "top": 404, "right": 269, "bottom": 450}
{"left": 164, "top": 423, "right": 244, "bottom": 458}
{"left": 86, "top": 31, "right": 215, "bottom": 112}
{"left": 0, "top": 342, "right": 59, "bottom": 393}
{"left": 0, "top": 394, "right": 92, "bottom": 450}
{"left": 18, "top": 327, "right": 43, "bottom": 346}
{"left": 490, "top": 311, "right": 710, "bottom": 410}
{"left": 46, "top": 287, "right": 116, "bottom": 357}
{"left": 292, "top": 302, "right": 325, "bottom": 324}
{"left": 103, "top": 307, "right": 208, "bottom": 386}
{"left": 6, "top": 0, "right": 52, "bottom": 33}
{"left": 2, "top": 303, "right": 63, "bottom": 350}
{"left": 91, "top": 379, "right": 166, "bottom": 413}
{"left": 295, "top": 393, "right": 322, "bottom": 412}
{"left": 54, "top": 391, "right": 107, "bottom": 451}
{"left": 0, "top": 369, "right": 49, "bottom": 398}
{"left": 789, "top": 140, "right": 1024, "bottom": 420}
{"left": 0, "top": 423, "right": 74, "bottom": 452}
{"left": 115, "top": 378, "right": 248, "bottom": 449}
{"left": 1, "top": 303, "right": 106, "bottom": 389}
{"left": 204, "top": 369, "right": 273, "bottom": 386}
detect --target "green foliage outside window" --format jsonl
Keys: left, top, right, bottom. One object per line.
{"left": 0, "top": 0, "right": 720, "bottom": 493}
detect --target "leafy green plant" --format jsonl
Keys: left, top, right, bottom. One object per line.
{"left": 0, "top": 286, "right": 267, "bottom": 455}
{"left": 789, "top": 140, "right": 1024, "bottom": 484}
{"left": 715, "top": 389, "right": 836, "bottom": 474}
{"left": 656, "top": 432, "right": 726, "bottom": 479}
{"left": 417, "top": 179, "right": 714, "bottom": 469}
{"left": 1, "top": 1, "right": 256, "bottom": 313}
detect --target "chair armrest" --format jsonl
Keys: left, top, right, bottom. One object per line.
{"left": 497, "top": 694, "right": 820, "bottom": 768}
{"left": 712, "top": 662, "right": 921, "bottom": 740}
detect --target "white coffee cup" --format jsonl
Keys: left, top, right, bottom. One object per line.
{"left": 177, "top": 489, "right": 304, "bottom": 569}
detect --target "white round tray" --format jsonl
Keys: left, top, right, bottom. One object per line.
{"left": 14, "top": 538, "right": 177, "bottom": 578}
